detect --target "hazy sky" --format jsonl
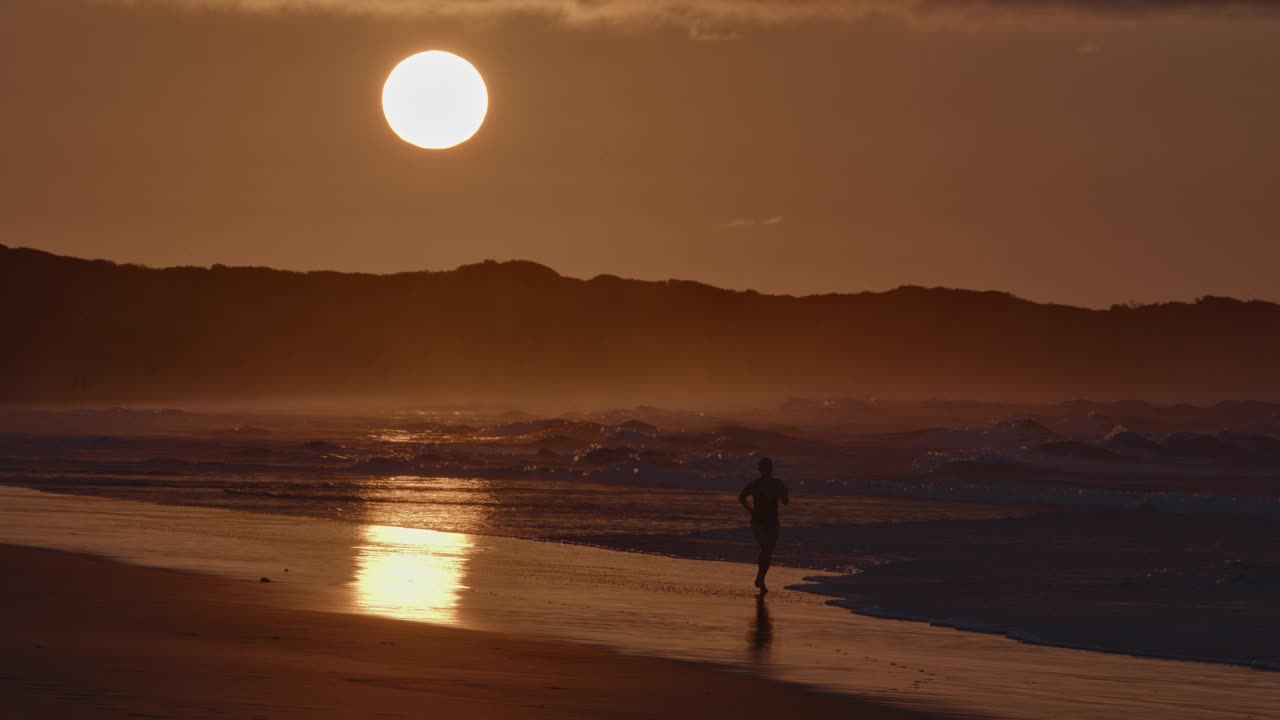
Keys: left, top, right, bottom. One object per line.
{"left": 2, "top": 0, "right": 1279, "bottom": 307}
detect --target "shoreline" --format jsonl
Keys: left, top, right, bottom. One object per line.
{"left": 1, "top": 543, "right": 928, "bottom": 719}
{"left": 817, "top": 595, "right": 1280, "bottom": 674}
{"left": 4, "top": 486, "right": 1278, "bottom": 719}
{"left": 450, "top": 520, "right": 1280, "bottom": 674}
{"left": 9, "top": 481, "right": 1279, "bottom": 673}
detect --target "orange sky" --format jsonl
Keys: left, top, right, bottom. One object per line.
{"left": 2, "top": 1, "right": 1279, "bottom": 307}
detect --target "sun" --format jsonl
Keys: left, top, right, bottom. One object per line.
{"left": 382, "top": 51, "right": 488, "bottom": 150}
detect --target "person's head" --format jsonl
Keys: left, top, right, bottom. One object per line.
{"left": 758, "top": 457, "right": 774, "bottom": 478}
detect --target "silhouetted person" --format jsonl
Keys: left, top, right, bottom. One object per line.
{"left": 739, "top": 457, "right": 789, "bottom": 593}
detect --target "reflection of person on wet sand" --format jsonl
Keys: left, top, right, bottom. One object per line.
{"left": 739, "top": 457, "right": 790, "bottom": 593}
{"left": 749, "top": 594, "right": 773, "bottom": 653}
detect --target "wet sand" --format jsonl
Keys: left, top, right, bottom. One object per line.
{"left": 0, "top": 543, "right": 921, "bottom": 720}
{"left": 2, "top": 487, "right": 1276, "bottom": 720}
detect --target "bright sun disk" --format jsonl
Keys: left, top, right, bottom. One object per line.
{"left": 382, "top": 51, "right": 488, "bottom": 150}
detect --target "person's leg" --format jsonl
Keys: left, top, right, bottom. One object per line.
{"left": 755, "top": 523, "right": 778, "bottom": 592}
{"left": 750, "top": 522, "right": 767, "bottom": 588}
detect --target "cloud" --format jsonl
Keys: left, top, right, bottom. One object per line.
{"left": 719, "top": 215, "right": 784, "bottom": 229}
{"left": 688, "top": 25, "right": 741, "bottom": 42}
{"left": 100, "top": 1, "right": 1280, "bottom": 28}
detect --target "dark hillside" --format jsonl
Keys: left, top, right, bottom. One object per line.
{"left": 2, "top": 245, "right": 1277, "bottom": 404}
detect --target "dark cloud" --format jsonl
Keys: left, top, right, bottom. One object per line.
{"left": 105, "top": 0, "right": 1280, "bottom": 27}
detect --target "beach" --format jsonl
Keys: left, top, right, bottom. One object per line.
{"left": 1, "top": 543, "right": 919, "bottom": 720}
{"left": 1, "top": 486, "right": 1276, "bottom": 720}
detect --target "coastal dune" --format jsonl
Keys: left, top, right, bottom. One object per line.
{"left": 1, "top": 544, "right": 920, "bottom": 719}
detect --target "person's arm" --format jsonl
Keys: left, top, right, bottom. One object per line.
{"left": 780, "top": 480, "right": 790, "bottom": 506}
{"left": 739, "top": 481, "right": 755, "bottom": 515}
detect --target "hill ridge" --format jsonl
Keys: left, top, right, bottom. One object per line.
{"left": 2, "top": 244, "right": 1277, "bottom": 404}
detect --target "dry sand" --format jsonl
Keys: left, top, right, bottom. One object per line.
{"left": 0, "top": 544, "right": 925, "bottom": 719}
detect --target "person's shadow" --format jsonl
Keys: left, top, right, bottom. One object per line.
{"left": 748, "top": 594, "right": 773, "bottom": 655}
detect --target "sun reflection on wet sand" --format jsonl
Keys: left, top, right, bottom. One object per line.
{"left": 352, "top": 524, "right": 473, "bottom": 624}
